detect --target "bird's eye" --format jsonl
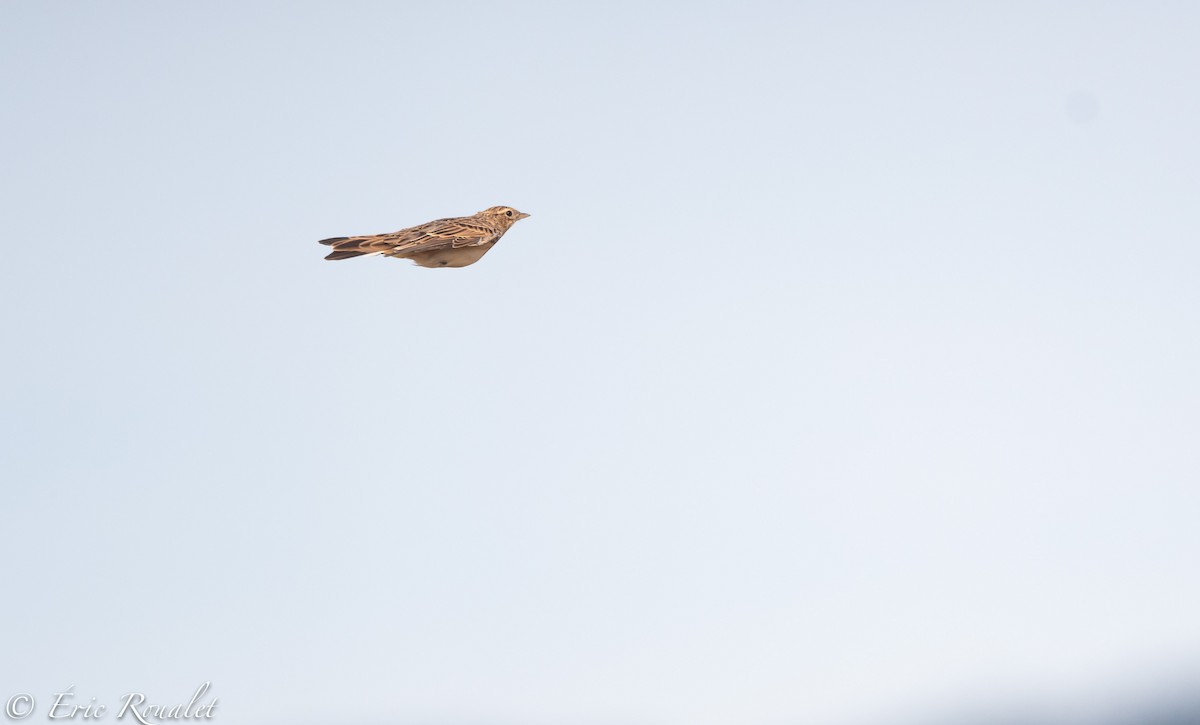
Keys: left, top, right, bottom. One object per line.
{"left": 505, "top": 210, "right": 513, "bottom": 217}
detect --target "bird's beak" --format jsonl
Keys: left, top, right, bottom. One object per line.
{"left": 518, "top": 212, "right": 531, "bottom": 219}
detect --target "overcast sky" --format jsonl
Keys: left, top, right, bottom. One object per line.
{"left": 2, "top": 3, "right": 1199, "bottom": 724}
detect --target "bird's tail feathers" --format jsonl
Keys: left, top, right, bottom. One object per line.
{"left": 320, "top": 235, "right": 390, "bottom": 261}
{"left": 325, "top": 249, "right": 373, "bottom": 261}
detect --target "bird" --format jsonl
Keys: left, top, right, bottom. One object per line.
{"left": 319, "top": 206, "right": 530, "bottom": 268}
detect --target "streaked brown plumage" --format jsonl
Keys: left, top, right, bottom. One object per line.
{"left": 319, "top": 205, "right": 530, "bottom": 267}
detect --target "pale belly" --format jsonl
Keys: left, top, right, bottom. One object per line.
{"left": 401, "top": 244, "right": 496, "bottom": 268}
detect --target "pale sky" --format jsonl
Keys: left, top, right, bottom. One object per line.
{"left": 2, "top": 3, "right": 1199, "bottom": 724}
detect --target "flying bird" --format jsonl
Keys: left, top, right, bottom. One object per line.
{"left": 319, "top": 206, "right": 530, "bottom": 268}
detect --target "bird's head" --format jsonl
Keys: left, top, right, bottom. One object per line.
{"left": 480, "top": 206, "right": 530, "bottom": 227}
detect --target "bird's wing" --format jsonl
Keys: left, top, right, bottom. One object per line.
{"left": 381, "top": 217, "right": 499, "bottom": 255}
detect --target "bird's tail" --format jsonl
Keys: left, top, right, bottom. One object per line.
{"left": 319, "top": 235, "right": 389, "bottom": 261}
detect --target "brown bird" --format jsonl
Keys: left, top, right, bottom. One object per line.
{"left": 319, "top": 206, "right": 530, "bottom": 268}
